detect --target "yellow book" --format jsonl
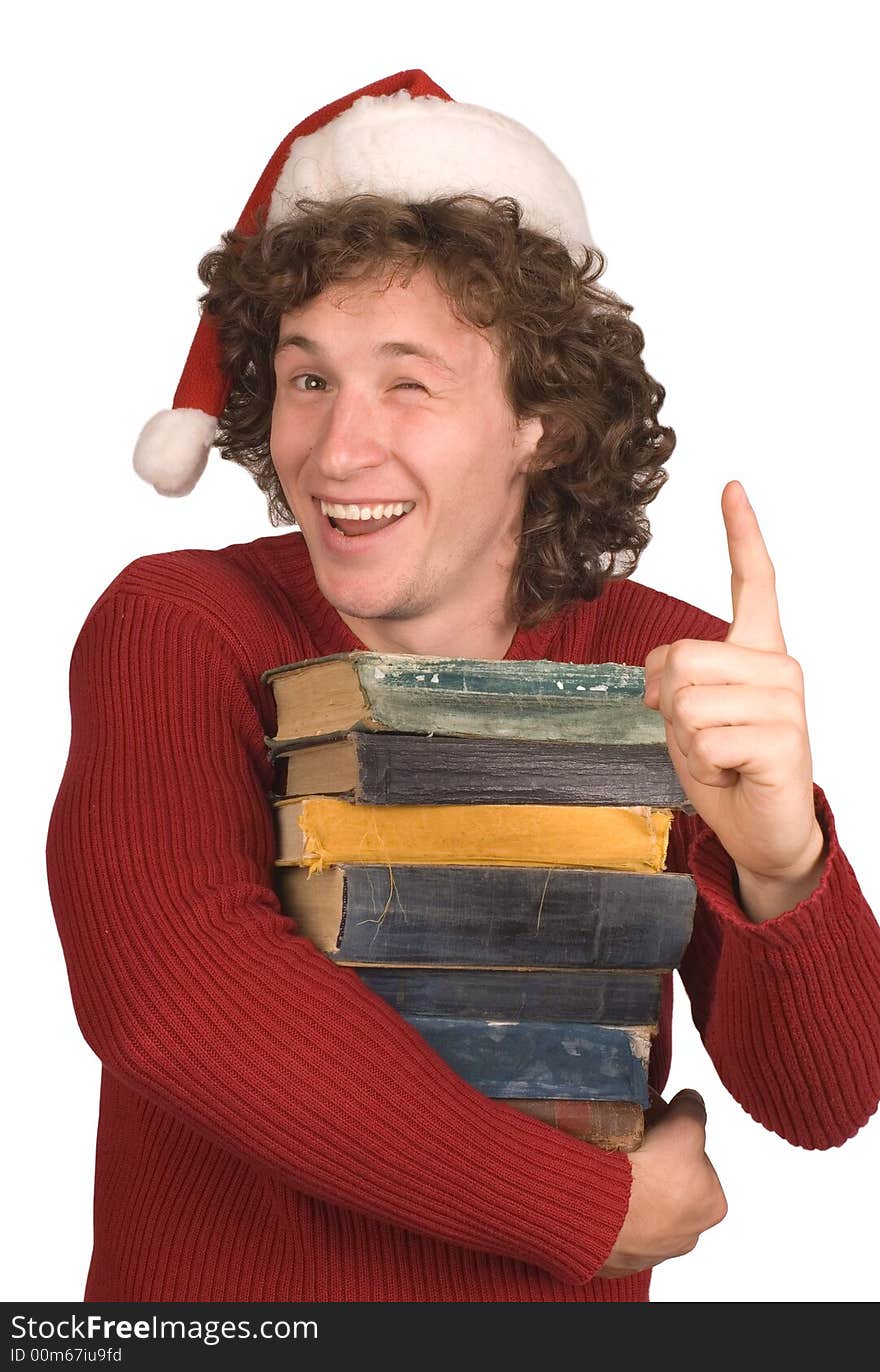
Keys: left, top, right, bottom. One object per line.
{"left": 273, "top": 796, "right": 673, "bottom": 874}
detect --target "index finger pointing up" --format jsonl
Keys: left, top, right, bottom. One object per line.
{"left": 723, "top": 480, "right": 787, "bottom": 653}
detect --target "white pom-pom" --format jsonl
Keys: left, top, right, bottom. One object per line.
{"left": 133, "top": 409, "right": 218, "bottom": 497}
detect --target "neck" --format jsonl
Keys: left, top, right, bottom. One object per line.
{"left": 337, "top": 604, "right": 519, "bottom": 660}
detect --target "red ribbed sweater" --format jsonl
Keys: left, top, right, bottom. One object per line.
{"left": 46, "top": 532, "right": 880, "bottom": 1302}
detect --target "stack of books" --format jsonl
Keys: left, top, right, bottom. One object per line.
{"left": 261, "top": 651, "right": 697, "bottom": 1152}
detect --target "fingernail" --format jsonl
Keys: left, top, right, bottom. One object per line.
{"left": 674, "top": 1088, "right": 707, "bottom": 1118}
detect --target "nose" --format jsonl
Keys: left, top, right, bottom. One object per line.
{"left": 310, "top": 384, "right": 388, "bottom": 484}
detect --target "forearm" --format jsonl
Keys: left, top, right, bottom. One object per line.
{"left": 671, "top": 791, "right": 880, "bottom": 1147}
{"left": 733, "top": 817, "right": 827, "bottom": 923}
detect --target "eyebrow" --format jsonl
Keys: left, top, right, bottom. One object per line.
{"left": 274, "top": 332, "right": 456, "bottom": 376}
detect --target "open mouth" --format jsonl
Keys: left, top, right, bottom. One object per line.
{"left": 320, "top": 499, "right": 416, "bottom": 539}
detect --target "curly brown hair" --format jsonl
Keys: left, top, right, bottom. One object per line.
{"left": 197, "top": 193, "right": 674, "bottom": 629}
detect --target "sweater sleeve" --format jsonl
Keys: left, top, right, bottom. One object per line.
{"left": 667, "top": 789, "right": 880, "bottom": 1147}
{"left": 45, "top": 588, "right": 632, "bottom": 1285}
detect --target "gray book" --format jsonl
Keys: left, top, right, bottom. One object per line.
{"left": 274, "top": 862, "right": 696, "bottom": 969}
{"left": 271, "top": 730, "right": 690, "bottom": 808}
{"left": 262, "top": 651, "right": 664, "bottom": 747}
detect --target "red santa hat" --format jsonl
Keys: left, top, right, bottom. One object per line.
{"left": 133, "top": 68, "right": 594, "bottom": 497}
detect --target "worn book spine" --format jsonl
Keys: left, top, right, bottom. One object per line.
{"left": 274, "top": 795, "right": 674, "bottom": 873}
{"left": 355, "top": 965, "right": 663, "bottom": 1026}
{"left": 263, "top": 653, "right": 666, "bottom": 746}
{"left": 505, "top": 1098, "right": 645, "bottom": 1151}
{"left": 274, "top": 862, "right": 696, "bottom": 968}
{"left": 273, "top": 732, "right": 691, "bottom": 808}
{"left": 403, "top": 1016, "right": 653, "bottom": 1105}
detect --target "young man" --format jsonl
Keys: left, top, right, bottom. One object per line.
{"left": 45, "top": 70, "right": 880, "bottom": 1302}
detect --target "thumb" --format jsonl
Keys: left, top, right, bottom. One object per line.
{"left": 663, "top": 1088, "right": 708, "bottom": 1133}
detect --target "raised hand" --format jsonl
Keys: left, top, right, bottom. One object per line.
{"left": 644, "top": 481, "right": 825, "bottom": 910}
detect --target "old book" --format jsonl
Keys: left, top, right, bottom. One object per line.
{"left": 403, "top": 1016, "right": 653, "bottom": 1105}
{"left": 272, "top": 731, "right": 690, "bottom": 809}
{"left": 274, "top": 862, "right": 696, "bottom": 968}
{"left": 262, "top": 652, "right": 663, "bottom": 748}
{"left": 355, "top": 965, "right": 663, "bottom": 1025}
{"left": 274, "top": 795, "right": 674, "bottom": 874}
{"left": 259, "top": 651, "right": 681, "bottom": 1155}
{"left": 505, "top": 1098, "right": 644, "bottom": 1151}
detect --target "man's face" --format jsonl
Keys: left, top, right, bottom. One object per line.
{"left": 269, "top": 267, "right": 543, "bottom": 654}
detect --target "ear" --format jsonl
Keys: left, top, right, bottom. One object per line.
{"left": 513, "top": 415, "right": 544, "bottom": 474}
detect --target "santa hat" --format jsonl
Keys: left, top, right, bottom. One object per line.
{"left": 134, "top": 68, "right": 593, "bottom": 497}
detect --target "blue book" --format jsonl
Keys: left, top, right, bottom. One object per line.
{"left": 405, "top": 1016, "right": 651, "bottom": 1105}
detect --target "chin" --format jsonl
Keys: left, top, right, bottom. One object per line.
{"left": 315, "top": 570, "right": 411, "bottom": 623}
{"left": 332, "top": 595, "right": 415, "bottom": 623}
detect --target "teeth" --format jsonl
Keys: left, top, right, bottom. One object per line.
{"left": 320, "top": 500, "right": 415, "bottom": 520}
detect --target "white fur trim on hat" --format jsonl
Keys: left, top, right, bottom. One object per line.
{"left": 268, "top": 90, "right": 593, "bottom": 260}
{"left": 133, "top": 409, "right": 217, "bottom": 497}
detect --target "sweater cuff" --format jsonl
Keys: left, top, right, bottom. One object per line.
{"left": 684, "top": 784, "right": 880, "bottom": 1146}
{"left": 471, "top": 1100, "right": 634, "bottom": 1282}
{"left": 687, "top": 784, "right": 855, "bottom": 950}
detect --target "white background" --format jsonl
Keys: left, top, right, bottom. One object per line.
{"left": 4, "top": 0, "right": 878, "bottom": 1303}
